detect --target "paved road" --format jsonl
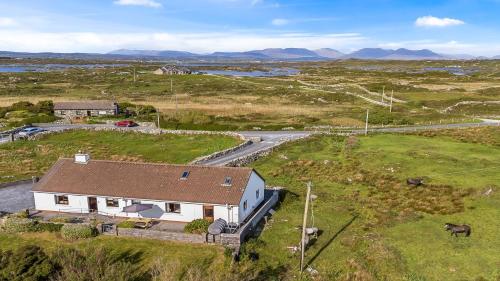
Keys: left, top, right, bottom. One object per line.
{"left": 0, "top": 183, "right": 34, "bottom": 213}
{"left": 197, "top": 131, "right": 311, "bottom": 166}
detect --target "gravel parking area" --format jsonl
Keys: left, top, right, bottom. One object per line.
{"left": 0, "top": 183, "right": 34, "bottom": 213}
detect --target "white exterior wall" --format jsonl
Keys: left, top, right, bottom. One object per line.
{"left": 214, "top": 205, "right": 239, "bottom": 224}
{"left": 33, "top": 192, "right": 238, "bottom": 223}
{"left": 34, "top": 193, "right": 90, "bottom": 213}
{"left": 238, "top": 171, "right": 265, "bottom": 223}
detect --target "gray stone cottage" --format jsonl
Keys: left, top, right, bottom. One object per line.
{"left": 54, "top": 101, "right": 118, "bottom": 119}
{"left": 153, "top": 65, "right": 192, "bottom": 75}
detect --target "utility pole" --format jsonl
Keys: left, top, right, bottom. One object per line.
{"left": 390, "top": 90, "right": 394, "bottom": 113}
{"left": 171, "top": 78, "right": 178, "bottom": 115}
{"left": 133, "top": 67, "right": 136, "bottom": 83}
{"left": 365, "top": 109, "right": 369, "bottom": 136}
{"left": 300, "top": 181, "right": 312, "bottom": 273}
{"left": 381, "top": 86, "right": 385, "bottom": 103}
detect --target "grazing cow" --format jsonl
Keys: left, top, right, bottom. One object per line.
{"left": 407, "top": 178, "right": 424, "bottom": 186}
{"left": 445, "top": 223, "right": 471, "bottom": 237}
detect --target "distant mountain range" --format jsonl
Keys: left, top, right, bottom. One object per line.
{"left": 0, "top": 48, "right": 498, "bottom": 61}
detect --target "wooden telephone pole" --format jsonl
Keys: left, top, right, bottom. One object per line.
{"left": 365, "top": 109, "right": 369, "bottom": 136}
{"left": 300, "top": 182, "right": 312, "bottom": 272}
{"left": 390, "top": 90, "right": 394, "bottom": 113}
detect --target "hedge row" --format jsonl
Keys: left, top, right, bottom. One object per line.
{"left": 60, "top": 224, "right": 98, "bottom": 240}
{"left": 2, "top": 216, "right": 62, "bottom": 233}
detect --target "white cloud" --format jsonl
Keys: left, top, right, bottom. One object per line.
{"left": 0, "top": 30, "right": 366, "bottom": 54}
{"left": 114, "top": 0, "right": 162, "bottom": 8}
{"left": 251, "top": 0, "right": 262, "bottom": 6}
{"left": 415, "top": 16, "right": 464, "bottom": 27}
{"left": 0, "top": 17, "right": 16, "bottom": 27}
{"left": 271, "top": 18, "right": 288, "bottom": 26}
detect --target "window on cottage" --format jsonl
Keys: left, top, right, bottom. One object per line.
{"left": 59, "top": 111, "right": 66, "bottom": 115}
{"left": 223, "top": 177, "right": 232, "bottom": 186}
{"left": 243, "top": 200, "right": 248, "bottom": 211}
{"left": 180, "top": 171, "right": 190, "bottom": 180}
{"left": 55, "top": 195, "right": 69, "bottom": 205}
{"left": 75, "top": 110, "right": 82, "bottom": 115}
{"left": 166, "top": 203, "right": 181, "bottom": 213}
{"left": 131, "top": 199, "right": 141, "bottom": 205}
{"left": 256, "top": 189, "right": 260, "bottom": 200}
{"left": 106, "top": 198, "right": 119, "bottom": 207}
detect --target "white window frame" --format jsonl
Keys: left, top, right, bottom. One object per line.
{"left": 54, "top": 195, "right": 69, "bottom": 205}
{"left": 106, "top": 198, "right": 119, "bottom": 208}
{"left": 165, "top": 202, "right": 181, "bottom": 214}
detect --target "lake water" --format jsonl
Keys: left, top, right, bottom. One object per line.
{"left": 0, "top": 64, "right": 128, "bottom": 73}
{"left": 423, "top": 67, "right": 478, "bottom": 76}
{"left": 198, "top": 68, "right": 299, "bottom": 77}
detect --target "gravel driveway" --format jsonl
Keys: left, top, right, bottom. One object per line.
{"left": 0, "top": 183, "right": 35, "bottom": 213}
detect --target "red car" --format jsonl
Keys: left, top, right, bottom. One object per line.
{"left": 114, "top": 120, "right": 138, "bottom": 127}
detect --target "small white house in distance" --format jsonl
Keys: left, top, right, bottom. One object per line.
{"left": 32, "top": 153, "right": 265, "bottom": 224}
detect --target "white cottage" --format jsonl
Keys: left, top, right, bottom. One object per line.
{"left": 32, "top": 154, "right": 265, "bottom": 224}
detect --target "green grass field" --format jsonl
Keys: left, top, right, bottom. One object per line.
{"left": 2, "top": 59, "right": 498, "bottom": 130}
{"left": 0, "top": 130, "right": 240, "bottom": 183}
{"left": 248, "top": 126, "right": 500, "bottom": 280}
{"left": 0, "top": 232, "right": 226, "bottom": 280}
{"left": 1, "top": 127, "right": 499, "bottom": 280}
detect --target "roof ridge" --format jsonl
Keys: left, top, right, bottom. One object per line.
{"left": 59, "top": 157, "right": 253, "bottom": 170}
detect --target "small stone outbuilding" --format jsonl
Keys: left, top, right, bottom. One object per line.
{"left": 153, "top": 65, "right": 192, "bottom": 75}
{"left": 54, "top": 101, "right": 118, "bottom": 119}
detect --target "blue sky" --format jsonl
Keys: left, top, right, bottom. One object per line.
{"left": 0, "top": 0, "right": 499, "bottom": 55}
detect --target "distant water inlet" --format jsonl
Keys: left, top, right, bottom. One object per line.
{"left": 198, "top": 68, "right": 299, "bottom": 77}
{"left": 0, "top": 64, "right": 129, "bottom": 73}
{"left": 422, "top": 67, "right": 478, "bottom": 76}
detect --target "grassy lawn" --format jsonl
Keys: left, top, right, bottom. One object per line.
{"left": 0, "top": 130, "right": 240, "bottom": 183}
{"left": 247, "top": 127, "right": 500, "bottom": 280}
{"left": 0, "top": 232, "right": 226, "bottom": 279}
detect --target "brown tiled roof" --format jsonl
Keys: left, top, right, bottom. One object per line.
{"left": 54, "top": 101, "right": 117, "bottom": 110}
{"left": 32, "top": 159, "right": 260, "bottom": 205}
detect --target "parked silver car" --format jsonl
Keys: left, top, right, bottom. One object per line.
{"left": 18, "top": 127, "right": 46, "bottom": 137}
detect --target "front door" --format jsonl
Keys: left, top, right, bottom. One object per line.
{"left": 86, "top": 110, "right": 91, "bottom": 117}
{"left": 203, "top": 205, "right": 214, "bottom": 222}
{"left": 88, "top": 197, "right": 98, "bottom": 212}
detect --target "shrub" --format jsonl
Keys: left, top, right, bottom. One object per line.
{"left": 0, "top": 245, "right": 55, "bottom": 281}
{"left": 61, "top": 224, "right": 97, "bottom": 240}
{"left": 9, "top": 101, "right": 34, "bottom": 111}
{"left": 34, "top": 222, "right": 63, "bottom": 233}
{"left": 184, "top": 219, "right": 210, "bottom": 234}
{"left": 117, "top": 220, "right": 136, "bottom": 229}
{"left": 13, "top": 210, "right": 30, "bottom": 219}
{"left": 34, "top": 100, "right": 54, "bottom": 114}
{"left": 48, "top": 216, "right": 82, "bottom": 224}
{"left": 51, "top": 247, "right": 139, "bottom": 281}
{"left": 2, "top": 216, "right": 36, "bottom": 233}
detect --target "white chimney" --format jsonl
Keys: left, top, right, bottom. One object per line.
{"left": 74, "top": 151, "right": 90, "bottom": 164}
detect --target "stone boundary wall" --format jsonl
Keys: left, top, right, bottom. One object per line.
{"left": 104, "top": 225, "right": 205, "bottom": 243}
{"left": 221, "top": 190, "right": 280, "bottom": 247}
{"left": 29, "top": 125, "right": 246, "bottom": 142}
{"left": 189, "top": 139, "right": 253, "bottom": 165}
{"left": 225, "top": 135, "right": 310, "bottom": 167}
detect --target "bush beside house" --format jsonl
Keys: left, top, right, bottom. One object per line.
{"left": 61, "top": 224, "right": 97, "bottom": 240}
{"left": 184, "top": 219, "right": 210, "bottom": 234}
{"left": 1, "top": 216, "right": 63, "bottom": 233}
